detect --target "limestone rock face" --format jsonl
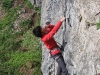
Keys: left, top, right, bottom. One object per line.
{"left": 40, "top": 0, "right": 100, "bottom": 75}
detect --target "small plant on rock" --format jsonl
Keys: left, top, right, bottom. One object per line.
{"left": 97, "top": 20, "right": 100, "bottom": 30}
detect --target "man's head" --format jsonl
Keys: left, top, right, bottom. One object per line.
{"left": 33, "top": 26, "right": 48, "bottom": 37}
{"left": 33, "top": 26, "right": 42, "bottom": 37}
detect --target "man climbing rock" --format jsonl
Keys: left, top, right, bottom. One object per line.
{"left": 33, "top": 17, "right": 69, "bottom": 75}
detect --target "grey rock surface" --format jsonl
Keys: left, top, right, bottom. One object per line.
{"left": 40, "top": 0, "right": 100, "bottom": 75}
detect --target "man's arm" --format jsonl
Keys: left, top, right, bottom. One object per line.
{"left": 42, "top": 17, "right": 65, "bottom": 41}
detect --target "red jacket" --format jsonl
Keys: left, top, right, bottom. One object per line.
{"left": 41, "top": 21, "right": 62, "bottom": 55}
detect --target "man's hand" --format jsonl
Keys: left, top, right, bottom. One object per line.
{"left": 60, "top": 17, "right": 66, "bottom": 22}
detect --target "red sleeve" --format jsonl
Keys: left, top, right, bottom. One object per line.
{"left": 42, "top": 21, "right": 62, "bottom": 41}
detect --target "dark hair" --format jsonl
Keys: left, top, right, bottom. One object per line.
{"left": 33, "top": 26, "right": 42, "bottom": 37}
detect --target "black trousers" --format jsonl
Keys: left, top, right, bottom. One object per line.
{"left": 52, "top": 53, "right": 69, "bottom": 75}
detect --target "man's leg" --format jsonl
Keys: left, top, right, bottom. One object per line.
{"left": 56, "top": 64, "right": 62, "bottom": 75}
{"left": 56, "top": 55, "right": 69, "bottom": 75}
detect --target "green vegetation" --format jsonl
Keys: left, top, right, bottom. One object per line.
{"left": 0, "top": 0, "right": 41, "bottom": 75}
{"left": 24, "top": 0, "right": 34, "bottom": 9}
{"left": 2, "top": 0, "right": 14, "bottom": 10}
{"left": 0, "top": 6, "right": 20, "bottom": 30}
{"left": 24, "top": 0, "right": 40, "bottom": 10}
{"left": 97, "top": 20, "right": 100, "bottom": 30}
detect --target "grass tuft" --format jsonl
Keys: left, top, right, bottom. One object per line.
{"left": 97, "top": 20, "right": 100, "bottom": 30}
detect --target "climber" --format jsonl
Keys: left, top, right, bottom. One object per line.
{"left": 33, "top": 17, "right": 69, "bottom": 75}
